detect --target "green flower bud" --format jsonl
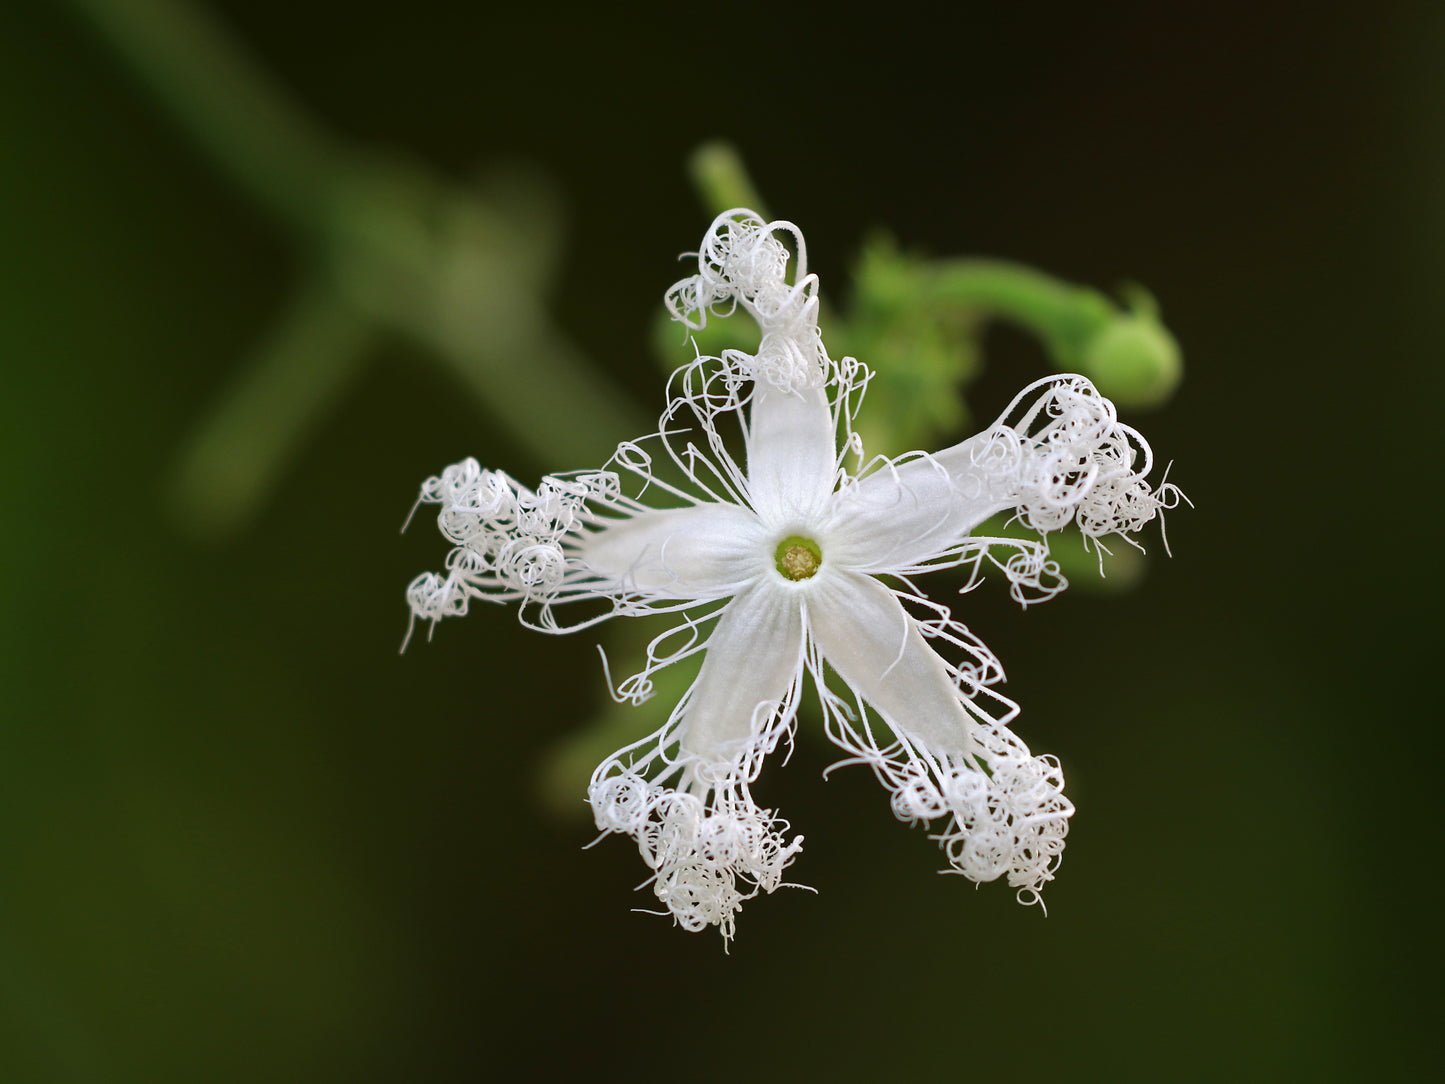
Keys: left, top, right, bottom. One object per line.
{"left": 1079, "top": 290, "right": 1182, "bottom": 409}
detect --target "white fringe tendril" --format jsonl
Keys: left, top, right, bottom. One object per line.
{"left": 402, "top": 208, "right": 1184, "bottom": 939}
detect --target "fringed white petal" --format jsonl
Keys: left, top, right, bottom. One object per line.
{"left": 960, "top": 374, "right": 1178, "bottom": 542}
{"left": 574, "top": 503, "right": 765, "bottom": 599}
{"left": 745, "top": 380, "right": 837, "bottom": 527}
{"left": 589, "top": 576, "right": 810, "bottom": 944}
{"left": 664, "top": 209, "right": 838, "bottom": 526}
{"left": 824, "top": 374, "right": 1179, "bottom": 574}
{"left": 678, "top": 581, "right": 806, "bottom": 769}
{"left": 588, "top": 766, "right": 805, "bottom": 945}
{"left": 821, "top": 433, "right": 1008, "bottom": 572}
{"left": 805, "top": 571, "right": 980, "bottom": 760}
{"left": 804, "top": 572, "right": 1072, "bottom": 906}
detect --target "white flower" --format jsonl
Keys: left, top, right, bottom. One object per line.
{"left": 405, "top": 210, "right": 1182, "bottom": 942}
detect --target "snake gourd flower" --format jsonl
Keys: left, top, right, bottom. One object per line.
{"left": 405, "top": 210, "right": 1182, "bottom": 942}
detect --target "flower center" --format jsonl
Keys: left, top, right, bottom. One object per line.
{"left": 774, "top": 536, "right": 822, "bottom": 581}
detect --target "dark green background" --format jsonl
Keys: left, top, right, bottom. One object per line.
{"left": 2, "top": 2, "right": 1438, "bottom": 1080}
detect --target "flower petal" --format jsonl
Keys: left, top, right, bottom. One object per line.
{"left": 806, "top": 571, "right": 979, "bottom": 759}
{"left": 746, "top": 380, "right": 836, "bottom": 526}
{"left": 679, "top": 582, "right": 805, "bottom": 766}
{"left": 821, "top": 435, "right": 1009, "bottom": 572}
{"left": 576, "top": 503, "right": 766, "bottom": 598}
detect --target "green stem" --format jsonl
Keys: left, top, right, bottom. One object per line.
{"left": 924, "top": 260, "right": 1113, "bottom": 365}
{"left": 927, "top": 261, "right": 1182, "bottom": 406}
{"left": 62, "top": 0, "right": 346, "bottom": 233}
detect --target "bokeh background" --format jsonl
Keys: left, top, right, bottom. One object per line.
{"left": 3, "top": 1, "right": 1440, "bottom": 1080}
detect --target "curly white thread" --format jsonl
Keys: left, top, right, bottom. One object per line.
{"left": 402, "top": 209, "right": 1183, "bottom": 940}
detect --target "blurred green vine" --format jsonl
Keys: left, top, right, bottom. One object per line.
{"left": 64, "top": 0, "right": 644, "bottom": 538}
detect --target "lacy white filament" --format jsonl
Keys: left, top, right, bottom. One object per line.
{"left": 405, "top": 209, "right": 1182, "bottom": 941}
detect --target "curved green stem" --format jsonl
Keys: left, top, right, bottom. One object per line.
{"left": 924, "top": 260, "right": 1114, "bottom": 364}
{"left": 925, "top": 261, "right": 1182, "bottom": 407}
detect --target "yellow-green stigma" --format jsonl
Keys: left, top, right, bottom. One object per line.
{"left": 775, "top": 536, "right": 822, "bottom": 581}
